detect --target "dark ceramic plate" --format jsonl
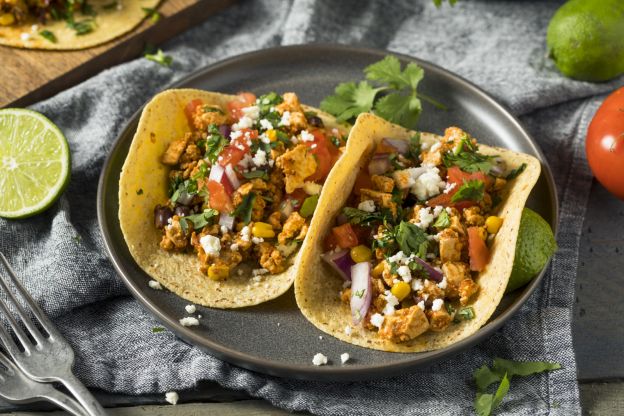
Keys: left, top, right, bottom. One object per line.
{"left": 97, "top": 44, "right": 558, "bottom": 381}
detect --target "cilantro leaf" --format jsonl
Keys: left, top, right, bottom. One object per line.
{"left": 152, "top": 326, "right": 165, "bottom": 333}
{"left": 342, "top": 207, "right": 389, "bottom": 226}
{"left": 204, "top": 127, "right": 228, "bottom": 163}
{"left": 475, "top": 373, "right": 510, "bottom": 416}
{"left": 233, "top": 193, "right": 256, "bottom": 225}
{"left": 433, "top": 0, "right": 458, "bottom": 6}
{"left": 492, "top": 358, "right": 561, "bottom": 378}
{"left": 443, "top": 136, "right": 495, "bottom": 173}
{"left": 394, "top": 221, "right": 429, "bottom": 258}
{"left": 433, "top": 210, "right": 450, "bottom": 229}
{"left": 181, "top": 209, "right": 218, "bottom": 231}
{"left": 374, "top": 93, "right": 422, "bottom": 130}
{"left": 406, "top": 133, "right": 421, "bottom": 160}
{"left": 474, "top": 365, "right": 502, "bottom": 392}
{"left": 505, "top": 163, "right": 527, "bottom": 180}
{"left": 66, "top": 19, "right": 95, "bottom": 35}
{"left": 451, "top": 180, "right": 484, "bottom": 203}
{"left": 142, "top": 7, "right": 161, "bottom": 23}
{"left": 39, "top": 30, "right": 57, "bottom": 43}
{"left": 144, "top": 48, "right": 173, "bottom": 67}
{"left": 320, "top": 81, "right": 384, "bottom": 122}
{"left": 242, "top": 170, "right": 269, "bottom": 180}
{"left": 454, "top": 306, "right": 475, "bottom": 322}
{"left": 365, "top": 55, "right": 424, "bottom": 91}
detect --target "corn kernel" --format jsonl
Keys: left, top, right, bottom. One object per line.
{"left": 485, "top": 216, "right": 503, "bottom": 234}
{"left": 0, "top": 13, "right": 15, "bottom": 26}
{"left": 372, "top": 261, "right": 385, "bottom": 278}
{"left": 350, "top": 245, "right": 372, "bottom": 263}
{"left": 207, "top": 264, "right": 229, "bottom": 281}
{"left": 252, "top": 222, "right": 275, "bottom": 238}
{"left": 266, "top": 129, "right": 277, "bottom": 142}
{"left": 390, "top": 281, "right": 411, "bottom": 301}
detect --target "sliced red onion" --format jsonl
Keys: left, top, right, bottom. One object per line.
{"left": 412, "top": 256, "right": 443, "bottom": 282}
{"left": 382, "top": 138, "right": 409, "bottom": 154}
{"left": 219, "top": 213, "right": 235, "bottom": 231}
{"left": 218, "top": 124, "right": 231, "bottom": 139}
{"left": 209, "top": 164, "right": 225, "bottom": 182}
{"left": 368, "top": 154, "right": 391, "bottom": 175}
{"left": 350, "top": 262, "right": 372, "bottom": 325}
{"left": 224, "top": 164, "right": 240, "bottom": 190}
{"left": 321, "top": 249, "right": 355, "bottom": 281}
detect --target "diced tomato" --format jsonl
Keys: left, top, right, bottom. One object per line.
{"left": 227, "top": 92, "right": 256, "bottom": 120}
{"left": 287, "top": 189, "right": 308, "bottom": 208}
{"left": 331, "top": 223, "right": 359, "bottom": 249}
{"left": 426, "top": 192, "right": 475, "bottom": 210}
{"left": 207, "top": 180, "right": 233, "bottom": 213}
{"left": 352, "top": 168, "right": 373, "bottom": 196}
{"left": 447, "top": 166, "right": 493, "bottom": 189}
{"left": 184, "top": 99, "right": 203, "bottom": 128}
{"left": 467, "top": 227, "right": 489, "bottom": 272}
{"left": 304, "top": 130, "right": 338, "bottom": 183}
{"left": 324, "top": 232, "right": 339, "bottom": 252}
{"left": 219, "top": 136, "right": 250, "bottom": 167}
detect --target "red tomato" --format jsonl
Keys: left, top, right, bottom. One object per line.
{"left": 227, "top": 92, "right": 257, "bottom": 120}
{"left": 219, "top": 136, "right": 250, "bottom": 167}
{"left": 331, "top": 223, "right": 359, "bottom": 249}
{"left": 467, "top": 227, "right": 489, "bottom": 272}
{"left": 426, "top": 186, "right": 476, "bottom": 210}
{"left": 352, "top": 168, "right": 373, "bottom": 196}
{"left": 184, "top": 99, "right": 203, "bottom": 128}
{"left": 586, "top": 87, "right": 624, "bottom": 199}
{"left": 207, "top": 180, "right": 233, "bottom": 213}
{"left": 305, "top": 130, "right": 338, "bottom": 182}
{"left": 447, "top": 166, "right": 492, "bottom": 189}
{"left": 324, "top": 232, "right": 339, "bottom": 252}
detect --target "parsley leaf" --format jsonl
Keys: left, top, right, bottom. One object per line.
{"left": 39, "top": 30, "right": 57, "bottom": 43}
{"left": 144, "top": 48, "right": 173, "bottom": 67}
{"left": 505, "top": 163, "right": 527, "bottom": 180}
{"left": 233, "top": 193, "right": 256, "bottom": 225}
{"left": 180, "top": 209, "right": 218, "bottom": 231}
{"left": 320, "top": 81, "right": 384, "bottom": 122}
{"left": 451, "top": 180, "right": 484, "bottom": 203}
{"left": 394, "top": 221, "right": 429, "bottom": 259}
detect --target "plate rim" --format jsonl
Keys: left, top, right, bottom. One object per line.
{"left": 97, "top": 43, "right": 559, "bottom": 381}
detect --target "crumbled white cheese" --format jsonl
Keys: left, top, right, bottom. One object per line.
{"left": 165, "top": 392, "right": 179, "bottom": 405}
{"left": 30, "top": 24, "right": 38, "bottom": 32}
{"left": 199, "top": 235, "right": 221, "bottom": 256}
{"left": 233, "top": 116, "right": 254, "bottom": 130}
{"left": 230, "top": 130, "right": 243, "bottom": 141}
{"left": 443, "top": 182, "right": 457, "bottom": 194}
{"left": 179, "top": 317, "right": 199, "bottom": 327}
{"left": 416, "top": 206, "right": 434, "bottom": 229}
{"left": 433, "top": 205, "right": 445, "bottom": 217}
{"left": 357, "top": 200, "right": 376, "bottom": 213}
{"left": 303, "top": 181, "right": 322, "bottom": 195}
{"left": 238, "top": 153, "right": 254, "bottom": 169}
{"left": 344, "top": 325, "right": 352, "bottom": 336}
{"left": 230, "top": 243, "right": 239, "bottom": 251}
{"left": 148, "top": 280, "right": 162, "bottom": 290}
{"left": 310, "top": 143, "right": 317, "bottom": 149}
{"left": 259, "top": 132, "right": 271, "bottom": 144}
{"left": 411, "top": 279, "right": 424, "bottom": 291}
{"left": 252, "top": 268, "right": 269, "bottom": 276}
{"left": 185, "top": 304, "right": 196, "bottom": 314}
{"left": 370, "top": 313, "right": 385, "bottom": 328}
{"left": 410, "top": 166, "right": 446, "bottom": 200}
{"left": 290, "top": 136, "right": 299, "bottom": 144}
{"left": 252, "top": 149, "right": 267, "bottom": 166}
{"left": 417, "top": 300, "right": 425, "bottom": 310}
{"left": 383, "top": 291, "right": 400, "bottom": 316}
{"left": 220, "top": 225, "right": 229, "bottom": 235}
{"left": 279, "top": 111, "right": 291, "bottom": 126}
{"left": 20, "top": 33, "right": 31, "bottom": 41}
{"left": 312, "top": 353, "right": 328, "bottom": 366}
{"left": 241, "top": 105, "right": 259, "bottom": 120}
{"left": 437, "top": 276, "right": 447, "bottom": 290}
{"left": 431, "top": 298, "right": 444, "bottom": 312}
{"left": 388, "top": 251, "right": 406, "bottom": 264}
{"left": 397, "top": 265, "right": 412, "bottom": 282}
{"left": 300, "top": 130, "right": 315, "bottom": 142}
{"left": 240, "top": 226, "right": 251, "bottom": 242}
{"left": 420, "top": 134, "right": 437, "bottom": 151}
{"left": 252, "top": 237, "right": 264, "bottom": 244}
{"left": 259, "top": 119, "right": 273, "bottom": 130}
{"left": 340, "top": 353, "right": 350, "bottom": 364}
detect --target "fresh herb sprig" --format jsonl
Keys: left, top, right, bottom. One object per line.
{"left": 443, "top": 135, "right": 496, "bottom": 173}
{"left": 144, "top": 47, "right": 173, "bottom": 67}
{"left": 320, "top": 55, "right": 445, "bottom": 129}
{"left": 451, "top": 179, "right": 484, "bottom": 203}
{"left": 142, "top": 7, "right": 161, "bottom": 23}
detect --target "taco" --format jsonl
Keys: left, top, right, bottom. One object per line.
{"left": 0, "top": 0, "right": 158, "bottom": 49}
{"left": 294, "top": 113, "right": 541, "bottom": 352}
{"left": 119, "top": 89, "right": 348, "bottom": 308}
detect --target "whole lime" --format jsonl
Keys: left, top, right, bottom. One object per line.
{"left": 546, "top": 0, "right": 624, "bottom": 82}
{"left": 506, "top": 208, "right": 557, "bottom": 293}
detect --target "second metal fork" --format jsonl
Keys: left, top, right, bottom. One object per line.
{"left": 0, "top": 252, "right": 106, "bottom": 416}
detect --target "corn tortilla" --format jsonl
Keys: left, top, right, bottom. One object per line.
{"left": 294, "top": 113, "right": 541, "bottom": 352}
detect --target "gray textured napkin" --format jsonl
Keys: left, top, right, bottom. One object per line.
{"left": 2, "top": 0, "right": 622, "bottom": 414}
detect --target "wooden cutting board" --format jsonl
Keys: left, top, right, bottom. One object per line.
{"left": 0, "top": 0, "right": 235, "bottom": 108}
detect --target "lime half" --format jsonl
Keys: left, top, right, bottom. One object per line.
{"left": 0, "top": 109, "right": 70, "bottom": 218}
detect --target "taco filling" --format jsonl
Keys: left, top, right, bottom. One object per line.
{"left": 153, "top": 92, "right": 346, "bottom": 281}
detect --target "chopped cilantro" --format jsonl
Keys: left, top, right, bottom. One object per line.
{"left": 171, "top": 179, "right": 197, "bottom": 203}
{"left": 433, "top": 0, "right": 458, "bottom": 6}
{"left": 191, "top": 163, "right": 210, "bottom": 180}
{"left": 342, "top": 207, "right": 390, "bottom": 226}
{"left": 451, "top": 180, "right": 484, "bottom": 203}
{"left": 39, "top": 30, "right": 57, "bottom": 43}
{"left": 505, "top": 163, "right": 527, "bottom": 180}
{"left": 144, "top": 48, "right": 173, "bottom": 67}
{"left": 406, "top": 133, "right": 421, "bottom": 160}
{"left": 454, "top": 306, "right": 475, "bottom": 322}
{"left": 152, "top": 326, "right": 165, "bottom": 333}
{"left": 329, "top": 135, "right": 342, "bottom": 147}
{"left": 320, "top": 81, "right": 383, "bottom": 122}
{"left": 443, "top": 136, "right": 496, "bottom": 173}
{"left": 180, "top": 209, "right": 218, "bottom": 231}
{"left": 241, "top": 170, "right": 269, "bottom": 180}
{"left": 81, "top": 3, "right": 97, "bottom": 17}
{"left": 66, "top": 19, "right": 95, "bottom": 35}
{"left": 233, "top": 193, "right": 256, "bottom": 225}
{"left": 433, "top": 210, "right": 450, "bottom": 229}
{"left": 142, "top": 7, "right": 161, "bottom": 23}
{"left": 394, "top": 221, "right": 429, "bottom": 259}
{"left": 204, "top": 125, "right": 228, "bottom": 163}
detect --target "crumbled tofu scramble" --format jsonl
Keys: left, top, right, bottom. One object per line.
{"left": 324, "top": 127, "right": 520, "bottom": 344}
{"left": 154, "top": 92, "right": 345, "bottom": 281}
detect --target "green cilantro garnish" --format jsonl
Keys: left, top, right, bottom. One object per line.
{"left": 142, "top": 7, "right": 161, "bottom": 23}
{"left": 67, "top": 19, "right": 95, "bottom": 35}
{"left": 451, "top": 180, "right": 484, "bottom": 203}
{"left": 454, "top": 306, "right": 475, "bottom": 322}
{"left": 406, "top": 133, "right": 421, "bottom": 160}
{"left": 505, "top": 163, "right": 527, "bottom": 180}
{"left": 433, "top": 0, "right": 458, "bottom": 6}
{"left": 320, "top": 55, "right": 445, "bottom": 129}
{"left": 433, "top": 210, "right": 450, "bottom": 229}
{"left": 191, "top": 163, "right": 210, "bottom": 180}
{"left": 204, "top": 125, "right": 228, "bottom": 163}
{"left": 152, "top": 326, "right": 165, "bottom": 333}
{"left": 171, "top": 179, "right": 197, "bottom": 203}
{"left": 203, "top": 106, "right": 224, "bottom": 114}
{"left": 394, "top": 221, "right": 429, "bottom": 259}
{"left": 233, "top": 193, "right": 256, "bottom": 225}
{"left": 39, "top": 30, "right": 57, "bottom": 43}
{"left": 81, "top": 3, "right": 97, "bottom": 17}
{"left": 473, "top": 358, "right": 561, "bottom": 416}
{"left": 180, "top": 209, "right": 218, "bottom": 231}
{"left": 443, "top": 136, "right": 496, "bottom": 173}
{"left": 144, "top": 48, "right": 173, "bottom": 67}
{"left": 241, "top": 170, "right": 269, "bottom": 180}
{"left": 342, "top": 207, "right": 391, "bottom": 226}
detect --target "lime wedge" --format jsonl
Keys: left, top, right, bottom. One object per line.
{"left": 0, "top": 108, "right": 70, "bottom": 219}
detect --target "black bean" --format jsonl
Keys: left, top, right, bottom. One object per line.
{"left": 154, "top": 205, "right": 173, "bottom": 229}
{"left": 307, "top": 115, "right": 324, "bottom": 128}
{"left": 175, "top": 205, "right": 191, "bottom": 217}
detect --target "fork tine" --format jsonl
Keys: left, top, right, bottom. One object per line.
{"left": 0, "top": 322, "right": 24, "bottom": 360}
{"left": 0, "top": 297, "right": 35, "bottom": 351}
{"left": 0, "top": 254, "right": 48, "bottom": 344}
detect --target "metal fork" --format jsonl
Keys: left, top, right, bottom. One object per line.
{"left": 0, "top": 252, "right": 106, "bottom": 416}
{"left": 0, "top": 350, "right": 86, "bottom": 415}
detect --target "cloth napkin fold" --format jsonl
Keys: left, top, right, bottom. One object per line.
{"left": 2, "top": 0, "right": 621, "bottom": 414}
